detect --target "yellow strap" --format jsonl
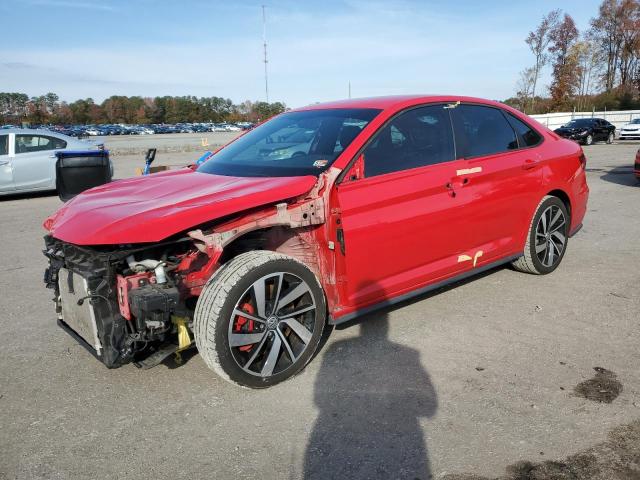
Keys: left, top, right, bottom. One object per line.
{"left": 171, "top": 316, "right": 193, "bottom": 364}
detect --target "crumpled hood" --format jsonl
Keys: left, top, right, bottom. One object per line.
{"left": 44, "top": 168, "right": 317, "bottom": 245}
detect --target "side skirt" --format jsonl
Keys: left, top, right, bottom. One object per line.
{"left": 330, "top": 255, "right": 522, "bottom": 326}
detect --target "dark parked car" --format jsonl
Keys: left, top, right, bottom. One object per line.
{"left": 554, "top": 118, "right": 615, "bottom": 145}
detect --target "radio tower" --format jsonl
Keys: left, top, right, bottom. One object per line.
{"left": 262, "top": 5, "right": 269, "bottom": 103}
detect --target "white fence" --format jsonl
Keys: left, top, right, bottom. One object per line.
{"left": 529, "top": 110, "right": 640, "bottom": 131}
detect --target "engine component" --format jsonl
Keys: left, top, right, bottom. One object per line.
{"left": 128, "top": 284, "right": 181, "bottom": 333}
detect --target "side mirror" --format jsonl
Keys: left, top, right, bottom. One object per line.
{"left": 344, "top": 154, "right": 365, "bottom": 183}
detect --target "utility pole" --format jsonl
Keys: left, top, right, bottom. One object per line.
{"left": 262, "top": 5, "right": 269, "bottom": 103}
{"left": 348, "top": 81, "right": 351, "bottom": 99}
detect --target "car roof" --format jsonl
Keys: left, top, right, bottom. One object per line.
{"left": 1, "top": 127, "right": 73, "bottom": 137}
{"left": 292, "top": 94, "right": 509, "bottom": 112}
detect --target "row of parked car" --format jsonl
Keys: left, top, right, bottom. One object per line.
{"left": 0, "top": 122, "right": 255, "bottom": 138}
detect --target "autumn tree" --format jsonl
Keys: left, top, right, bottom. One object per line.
{"left": 549, "top": 13, "right": 580, "bottom": 109}
{"left": 617, "top": 0, "right": 640, "bottom": 87}
{"left": 589, "top": 0, "right": 640, "bottom": 91}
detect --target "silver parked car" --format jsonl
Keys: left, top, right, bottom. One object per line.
{"left": 0, "top": 128, "right": 109, "bottom": 196}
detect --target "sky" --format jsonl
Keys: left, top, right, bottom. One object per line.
{"left": 0, "top": 0, "right": 604, "bottom": 108}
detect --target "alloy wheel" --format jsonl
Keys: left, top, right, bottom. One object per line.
{"left": 227, "top": 272, "right": 317, "bottom": 377}
{"left": 585, "top": 135, "right": 593, "bottom": 145}
{"left": 534, "top": 205, "right": 567, "bottom": 268}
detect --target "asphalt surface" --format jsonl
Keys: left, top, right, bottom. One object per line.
{"left": 0, "top": 137, "right": 639, "bottom": 480}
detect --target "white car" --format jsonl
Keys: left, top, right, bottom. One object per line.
{"left": 0, "top": 128, "right": 109, "bottom": 196}
{"left": 619, "top": 118, "right": 640, "bottom": 139}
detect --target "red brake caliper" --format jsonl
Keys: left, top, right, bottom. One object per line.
{"left": 234, "top": 302, "right": 256, "bottom": 352}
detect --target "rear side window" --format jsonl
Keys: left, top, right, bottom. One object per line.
{"left": 0, "top": 135, "right": 7, "bottom": 155}
{"left": 506, "top": 113, "right": 542, "bottom": 147}
{"left": 452, "top": 105, "right": 518, "bottom": 158}
{"left": 363, "top": 104, "right": 455, "bottom": 177}
{"left": 15, "top": 135, "right": 67, "bottom": 154}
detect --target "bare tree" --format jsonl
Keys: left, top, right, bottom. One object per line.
{"left": 590, "top": 0, "right": 624, "bottom": 90}
{"left": 515, "top": 67, "right": 537, "bottom": 112}
{"left": 525, "top": 9, "right": 561, "bottom": 109}
{"left": 570, "top": 39, "right": 602, "bottom": 110}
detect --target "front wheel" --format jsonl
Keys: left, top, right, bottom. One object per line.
{"left": 606, "top": 132, "right": 614, "bottom": 144}
{"left": 194, "top": 251, "right": 327, "bottom": 388}
{"left": 512, "top": 196, "right": 570, "bottom": 275}
{"left": 584, "top": 134, "right": 593, "bottom": 146}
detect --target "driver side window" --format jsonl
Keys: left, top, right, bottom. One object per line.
{"left": 363, "top": 105, "right": 455, "bottom": 178}
{"left": 0, "top": 135, "right": 7, "bottom": 156}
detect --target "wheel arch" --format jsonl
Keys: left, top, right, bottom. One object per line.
{"left": 218, "top": 225, "right": 323, "bottom": 280}
{"left": 546, "top": 188, "right": 572, "bottom": 220}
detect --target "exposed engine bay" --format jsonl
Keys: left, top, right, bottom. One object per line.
{"left": 43, "top": 235, "right": 204, "bottom": 368}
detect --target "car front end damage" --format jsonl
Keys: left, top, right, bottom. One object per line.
{"left": 43, "top": 235, "right": 202, "bottom": 367}
{"left": 42, "top": 172, "right": 334, "bottom": 369}
{"left": 554, "top": 128, "right": 590, "bottom": 142}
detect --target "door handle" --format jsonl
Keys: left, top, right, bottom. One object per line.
{"left": 522, "top": 159, "right": 538, "bottom": 170}
{"left": 0, "top": 160, "right": 9, "bottom": 166}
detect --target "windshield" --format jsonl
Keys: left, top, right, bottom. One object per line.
{"left": 630, "top": 119, "right": 640, "bottom": 125}
{"left": 197, "top": 108, "right": 380, "bottom": 177}
{"left": 564, "top": 119, "right": 593, "bottom": 128}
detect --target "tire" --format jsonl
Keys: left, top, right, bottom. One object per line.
{"left": 511, "top": 195, "right": 570, "bottom": 275}
{"left": 606, "top": 132, "right": 614, "bottom": 144}
{"left": 584, "top": 134, "right": 593, "bottom": 146}
{"left": 194, "top": 251, "right": 327, "bottom": 388}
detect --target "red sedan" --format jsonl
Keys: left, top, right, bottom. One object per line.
{"left": 43, "top": 95, "right": 589, "bottom": 387}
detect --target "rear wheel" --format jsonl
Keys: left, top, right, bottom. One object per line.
{"left": 194, "top": 251, "right": 326, "bottom": 388}
{"left": 512, "top": 196, "right": 569, "bottom": 275}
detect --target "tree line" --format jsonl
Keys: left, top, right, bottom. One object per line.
{"left": 506, "top": 0, "right": 640, "bottom": 113}
{"left": 0, "top": 93, "right": 287, "bottom": 125}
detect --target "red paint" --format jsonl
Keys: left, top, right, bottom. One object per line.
{"left": 44, "top": 168, "right": 317, "bottom": 245}
{"left": 44, "top": 95, "right": 589, "bottom": 322}
{"left": 116, "top": 272, "right": 154, "bottom": 320}
{"left": 635, "top": 148, "right": 640, "bottom": 180}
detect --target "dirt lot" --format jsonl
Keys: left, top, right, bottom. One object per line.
{"left": 0, "top": 136, "right": 639, "bottom": 480}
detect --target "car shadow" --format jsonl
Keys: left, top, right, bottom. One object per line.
{"left": 303, "top": 281, "right": 438, "bottom": 480}
{"left": 599, "top": 166, "right": 639, "bottom": 187}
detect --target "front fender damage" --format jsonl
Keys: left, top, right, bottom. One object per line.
{"left": 177, "top": 169, "right": 337, "bottom": 297}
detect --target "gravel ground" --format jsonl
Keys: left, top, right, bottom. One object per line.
{"left": 0, "top": 137, "right": 638, "bottom": 480}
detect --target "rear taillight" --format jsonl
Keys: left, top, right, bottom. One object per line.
{"left": 579, "top": 152, "right": 587, "bottom": 170}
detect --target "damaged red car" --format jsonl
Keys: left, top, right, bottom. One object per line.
{"left": 43, "top": 95, "right": 589, "bottom": 387}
